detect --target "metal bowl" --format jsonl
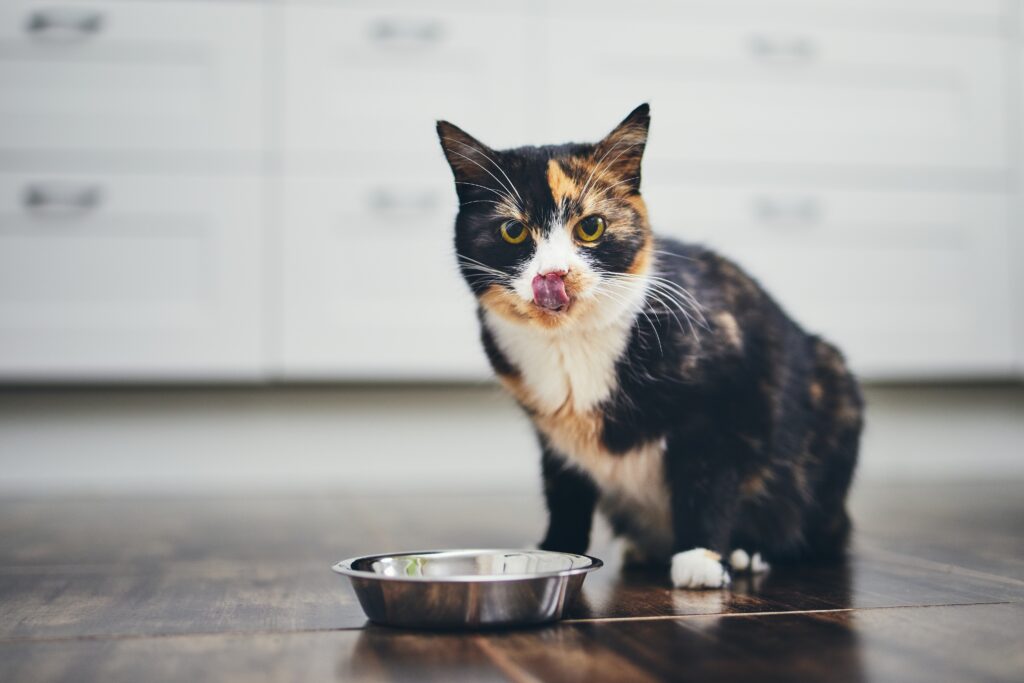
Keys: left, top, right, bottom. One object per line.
{"left": 332, "top": 548, "right": 603, "bottom": 629}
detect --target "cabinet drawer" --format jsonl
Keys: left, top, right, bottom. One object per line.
{"left": 0, "top": 174, "right": 265, "bottom": 379}
{"left": 280, "top": 175, "right": 488, "bottom": 378}
{"left": 0, "top": 0, "right": 266, "bottom": 155}
{"left": 642, "top": 183, "right": 1014, "bottom": 378}
{"left": 543, "top": 15, "right": 1008, "bottom": 172}
{"left": 282, "top": 4, "right": 533, "bottom": 166}
{"left": 551, "top": 0, "right": 1008, "bottom": 29}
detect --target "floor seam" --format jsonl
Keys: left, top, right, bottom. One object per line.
{"left": 559, "top": 600, "right": 1020, "bottom": 625}
{"left": 0, "top": 600, "right": 1018, "bottom": 645}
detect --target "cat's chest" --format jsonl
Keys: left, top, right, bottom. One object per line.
{"left": 485, "top": 312, "right": 667, "bottom": 500}
{"left": 484, "top": 312, "right": 631, "bottom": 415}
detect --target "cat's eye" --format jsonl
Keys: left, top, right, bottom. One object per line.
{"left": 500, "top": 220, "right": 528, "bottom": 245}
{"left": 575, "top": 215, "right": 606, "bottom": 242}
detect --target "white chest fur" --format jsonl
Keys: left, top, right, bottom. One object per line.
{"left": 484, "top": 309, "right": 633, "bottom": 415}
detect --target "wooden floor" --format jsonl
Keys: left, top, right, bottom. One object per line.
{"left": 1, "top": 482, "right": 1022, "bottom": 682}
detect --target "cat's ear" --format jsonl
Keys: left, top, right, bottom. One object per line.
{"left": 592, "top": 103, "right": 650, "bottom": 192}
{"left": 436, "top": 121, "right": 498, "bottom": 194}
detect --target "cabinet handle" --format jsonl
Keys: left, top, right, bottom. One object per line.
{"left": 752, "top": 197, "right": 821, "bottom": 225}
{"left": 369, "top": 18, "right": 443, "bottom": 46}
{"left": 26, "top": 9, "right": 104, "bottom": 40}
{"left": 368, "top": 189, "right": 438, "bottom": 213}
{"left": 748, "top": 35, "right": 817, "bottom": 63}
{"left": 23, "top": 183, "right": 103, "bottom": 214}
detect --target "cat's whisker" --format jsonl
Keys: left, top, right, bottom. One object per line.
{"left": 589, "top": 175, "right": 641, "bottom": 202}
{"left": 599, "top": 277, "right": 689, "bottom": 342}
{"left": 442, "top": 137, "right": 524, "bottom": 205}
{"left": 600, "top": 274, "right": 707, "bottom": 342}
{"left": 581, "top": 141, "right": 645, "bottom": 200}
{"left": 606, "top": 271, "right": 710, "bottom": 331}
{"left": 457, "top": 261, "right": 511, "bottom": 282}
{"left": 593, "top": 284, "right": 664, "bottom": 356}
{"left": 454, "top": 181, "right": 516, "bottom": 206}
{"left": 579, "top": 139, "right": 643, "bottom": 200}
{"left": 458, "top": 199, "right": 505, "bottom": 210}
{"left": 652, "top": 248, "right": 698, "bottom": 262}
{"left": 442, "top": 144, "right": 522, "bottom": 209}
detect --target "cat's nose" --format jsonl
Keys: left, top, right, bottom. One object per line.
{"left": 532, "top": 271, "right": 570, "bottom": 311}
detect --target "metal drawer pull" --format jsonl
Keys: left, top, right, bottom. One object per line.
{"left": 369, "top": 18, "right": 442, "bottom": 45}
{"left": 368, "top": 189, "right": 438, "bottom": 213}
{"left": 23, "top": 183, "right": 103, "bottom": 214}
{"left": 26, "top": 9, "right": 104, "bottom": 39}
{"left": 753, "top": 197, "right": 821, "bottom": 225}
{"left": 748, "top": 35, "right": 817, "bottom": 63}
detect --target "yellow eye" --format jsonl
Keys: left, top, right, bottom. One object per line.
{"left": 500, "top": 220, "right": 528, "bottom": 244}
{"left": 575, "top": 215, "right": 606, "bottom": 242}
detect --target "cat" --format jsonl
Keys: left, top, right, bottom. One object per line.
{"left": 436, "top": 104, "right": 863, "bottom": 588}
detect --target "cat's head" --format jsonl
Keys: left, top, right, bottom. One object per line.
{"left": 438, "top": 104, "right": 653, "bottom": 331}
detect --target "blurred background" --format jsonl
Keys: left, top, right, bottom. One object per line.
{"left": 0, "top": 0, "right": 1021, "bottom": 494}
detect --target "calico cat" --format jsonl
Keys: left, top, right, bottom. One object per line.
{"left": 437, "top": 104, "right": 863, "bottom": 588}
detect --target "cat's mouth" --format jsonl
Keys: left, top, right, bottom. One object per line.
{"left": 532, "top": 272, "right": 571, "bottom": 312}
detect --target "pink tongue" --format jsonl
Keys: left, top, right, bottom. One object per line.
{"left": 532, "top": 273, "right": 570, "bottom": 310}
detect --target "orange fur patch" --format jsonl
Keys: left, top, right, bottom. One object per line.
{"left": 627, "top": 235, "right": 654, "bottom": 276}
{"left": 714, "top": 312, "right": 743, "bottom": 350}
{"left": 740, "top": 469, "right": 770, "bottom": 498}
{"left": 546, "top": 160, "right": 578, "bottom": 206}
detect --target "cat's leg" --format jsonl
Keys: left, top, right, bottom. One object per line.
{"left": 664, "top": 432, "right": 743, "bottom": 589}
{"left": 538, "top": 442, "right": 598, "bottom": 555}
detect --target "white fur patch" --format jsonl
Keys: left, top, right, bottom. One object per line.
{"left": 671, "top": 548, "right": 731, "bottom": 589}
{"left": 730, "top": 548, "right": 770, "bottom": 574}
{"left": 729, "top": 548, "right": 750, "bottom": 571}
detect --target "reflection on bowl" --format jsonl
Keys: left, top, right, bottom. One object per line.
{"left": 333, "top": 549, "right": 603, "bottom": 629}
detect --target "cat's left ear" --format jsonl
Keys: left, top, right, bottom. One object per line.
{"left": 593, "top": 103, "right": 650, "bottom": 192}
{"left": 436, "top": 120, "right": 499, "bottom": 197}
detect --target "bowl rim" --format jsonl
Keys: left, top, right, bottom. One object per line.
{"left": 331, "top": 548, "right": 604, "bottom": 583}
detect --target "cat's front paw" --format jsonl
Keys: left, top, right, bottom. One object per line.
{"left": 671, "top": 548, "right": 731, "bottom": 589}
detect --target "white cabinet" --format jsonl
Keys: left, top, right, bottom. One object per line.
{"left": 0, "top": 174, "right": 266, "bottom": 379}
{"left": 0, "top": 0, "right": 1019, "bottom": 382}
{"left": 280, "top": 174, "right": 488, "bottom": 379}
{"left": 282, "top": 2, "right": 536, "bottom": 167}
{"left": 282, "top": 2, "right": 535, "bottom": 168}
{"left": 642, "top": 182, "right": 1015, "bottom": 378}
{"left": 544, "top": 6, "right": 1010, "bottom": 173}
{"left": 0, "top": 0, "right": 266, "bottom": 155}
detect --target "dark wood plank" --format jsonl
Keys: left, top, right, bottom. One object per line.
{"left": 2, "top": 603, "right": 1022, "bottom": 683}
{"left": 851, "top": 481, "right": 1024, "bottom": 582}
{"left": 1, "top": 483, "right": 1023, "bottom": 640}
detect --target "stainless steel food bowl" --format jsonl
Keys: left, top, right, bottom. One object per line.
{"left": 332, "top": 549, "right": 603, "bottom": 629}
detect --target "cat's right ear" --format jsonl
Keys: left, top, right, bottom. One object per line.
{"left": 436, "top": 121, "right": 498, "bottom": 193}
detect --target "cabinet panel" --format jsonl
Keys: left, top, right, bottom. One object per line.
{"left": 0, "top": 174, "right": 265, "bottom": 379}
{"left": 543, "top": 15, "right": 1008, "bottom": 172}
{"left": 551, "top": 1, "right": 1009, "bottom": 29}
{"left": 642, "top": 183, "right": 1015, "bottom": 377}
{"left": 280, "top": 174, "right": 488, "bottom": 379}
{"left": 0, "top": 0, "right": 266, "bottom": 154}
{"left": 282, "top": 3, "right": 535, "bottom": 167}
